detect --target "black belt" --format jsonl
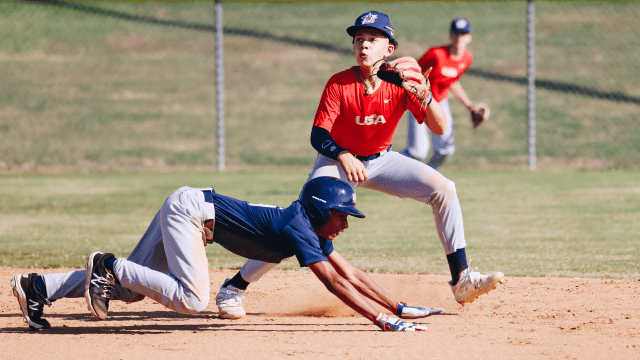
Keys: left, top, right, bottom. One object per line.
{"left": 201, "top": 188, "right": 215, "bottom": 203}
{"left": 354, "top": 145, "right": 392, "bottom": 161}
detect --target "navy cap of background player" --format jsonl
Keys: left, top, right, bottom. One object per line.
{"left": 347, "top": 11, "right": 395, "bottom": 40}
{"left": 450, "top": 18, "right": 471, "bottom": 33}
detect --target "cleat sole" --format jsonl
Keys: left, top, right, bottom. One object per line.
{"left": 458, "top": 276, "right": 506, "bottom": 305}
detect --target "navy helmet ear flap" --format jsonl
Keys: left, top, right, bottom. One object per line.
{"left": 304, "top": 199, "right": 331, "bottom": 226}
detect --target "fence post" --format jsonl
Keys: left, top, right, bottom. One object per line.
{"left": 215, "top": 0, "right": 225, "bottom": 171}
{"left": 527, "top": 0, "right": 536, "bottom": 170}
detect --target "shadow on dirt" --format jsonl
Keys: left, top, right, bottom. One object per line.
{"left": 2, "top": 310, "right": 449, "bottom": 333}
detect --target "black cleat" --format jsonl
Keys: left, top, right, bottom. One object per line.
{"left": 85, "top": 252, "right": 116, "bottom": 320}
{"left": 10, "top": 273, "right": 52, "bottom": 330}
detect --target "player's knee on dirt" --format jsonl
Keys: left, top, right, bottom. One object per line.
{"left": 178, "top": 293, "right": 210, "bottom": 314}
{"left": 171, "top": 286, "right": 210, "bottom": 314}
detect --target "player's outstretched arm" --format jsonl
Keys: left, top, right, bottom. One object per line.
{"left": 326, "top": 250, "right": 396, "bottom": 310}
{"left": 326, "top": 251, "right": 444, "bottom": 319}
{"left": 307, "top": 260, "right": 427, "bottom": 331}
{"left": 308, "top": 260, "right": 378, "bottom": 320}
{"left": 449, "top": 80, "right": 473, "bottom": 111}
{"left": 450, "top": 81, "right": 489, "bottom": 128}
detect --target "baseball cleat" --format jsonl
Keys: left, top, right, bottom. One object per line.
{"left": 10, "top": 273, "right": 52, "bottom": 331}
{"left": 85, "top": 252, "right": 117, "bottom": 320}
{"left": 450, "top": 260, "right": 505, "bottom": 305}
{"left": 215, "top": 278, "right": 246, "bottom": 319}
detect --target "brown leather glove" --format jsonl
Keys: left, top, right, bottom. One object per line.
{"left": 470, "top": 102, "right": 490, "bottom": 128}
{"left": 377, "top": 57, "right": 432, "bottom": 108}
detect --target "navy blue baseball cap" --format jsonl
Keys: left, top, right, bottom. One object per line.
{"left": 347, "top": 11, "right": 395, "bottom": 40}
{"left": 450, "top": 18, "right": 471, "bottom": 33}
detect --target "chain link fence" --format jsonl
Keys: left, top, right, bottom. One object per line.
{"left": 219, "top": 1, "right": 640, "bottom": 170}
{"left": 531, "top": 1, "right": 639, "bottom": 169}
{"left": 460, "top": 1, "right": 640, "bottom": 169}
{"left": 1, "top": 1, "right": 638, "bottom": 171}
{"left": 390, "top": 1, "right": 640, "bottom": 170}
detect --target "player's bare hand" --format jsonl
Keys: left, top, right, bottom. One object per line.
{"left": 337, "top": 151, "right": 368, "bottom": 182}
{"left": 396, "top": 302, "right": 444, "bottom": 319}
{"left": 201, "top": 226, "right": 214, "bottom": 246}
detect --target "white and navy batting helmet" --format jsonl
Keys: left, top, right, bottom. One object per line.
{"left": 299, "top": 177, "right": 365, "bottom": 226}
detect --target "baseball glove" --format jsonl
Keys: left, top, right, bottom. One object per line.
{"left": 376, "top": 57, "right": 431, "bottom": 107}
{"left": 470, "top": 102, "right": 490, "bottom": 128}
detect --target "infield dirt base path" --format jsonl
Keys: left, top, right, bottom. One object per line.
{"left": 1, "top": 268, "right": 638, "bottom": 360}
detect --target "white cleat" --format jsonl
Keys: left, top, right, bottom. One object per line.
{"left": 450, "top": 260, "right": 505, "bottom": 305}
{"left": 215, "top": 279, "right": 246, "bottom": 319}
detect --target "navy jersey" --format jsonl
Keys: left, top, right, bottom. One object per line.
{"left": 210, "top": 192, "right": 334, "bottom": 266}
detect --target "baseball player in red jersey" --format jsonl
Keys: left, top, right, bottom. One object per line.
{"left": 215, "top": 11, "right": 504, "bottom": 319}
{"left": 400, "top": 18, "right": 477, "bottom": 169}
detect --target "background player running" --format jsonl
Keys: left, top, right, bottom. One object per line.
{"left": 400, "top": 17, "right": 480, "bottom": 169}
{"left": 215, "top": 11, "right": 504, "bottom": 320}
{"left": 10, "top": 177, "right": 441, "bottom": 332}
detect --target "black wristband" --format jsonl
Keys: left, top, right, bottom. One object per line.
{"left": 426, "top": 92, "right": 433, "bottom": 105}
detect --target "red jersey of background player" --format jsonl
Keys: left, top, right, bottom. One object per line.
{"left": 313, "top": 67, "right": 427, "bottom": 157}
{"left": 417, "top": 46, "right": 473, "bottom": 103}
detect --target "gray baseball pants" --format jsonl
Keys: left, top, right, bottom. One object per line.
{"left": 404, "top": 99, "right": 455, "bottom": 160}
{"left": 40, "top": 186, "right": 215, "bottom": 314}
{"left": 237, "top": 150, "right": 467, "bottom": 283}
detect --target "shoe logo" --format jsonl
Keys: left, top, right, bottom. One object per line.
{"left": 91, "top": 273, "right": 115, "bottom": 299}
{"left": 384, "top": 99, "right": 392, "bottom": 103}
{"left": 28, "top": 299, "right": 41, "bottom": 312}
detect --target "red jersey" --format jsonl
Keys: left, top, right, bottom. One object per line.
{"left": 417, "top": 46, "right": 473, "bottom": 103}
{"left": 313, "top": 67, "right": 427, "bottom": 156}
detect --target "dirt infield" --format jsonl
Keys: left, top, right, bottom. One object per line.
{"left": 1, "top": 268, "right": 638, "bottom": 359}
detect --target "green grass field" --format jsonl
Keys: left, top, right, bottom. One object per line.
{"left": 0, "top": 1, "right": 638, "bottom": 170}
{"left": 0, "top": 2, "right": 638, "bottom": 279}
{"left": 1, "top": 170, "right": 638, "bottom": 279}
